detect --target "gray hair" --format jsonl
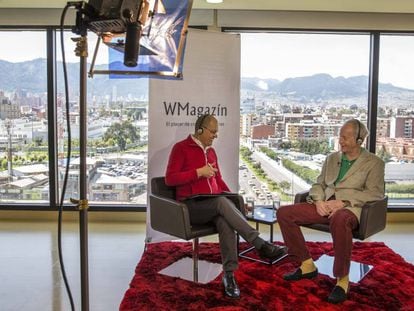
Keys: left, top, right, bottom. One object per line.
{"left": 344, "top": 119, "right": 369, "bottom": 143}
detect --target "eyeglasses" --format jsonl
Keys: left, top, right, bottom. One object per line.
{"left": 202, "top": 126, "right": 218, "bottom": 135}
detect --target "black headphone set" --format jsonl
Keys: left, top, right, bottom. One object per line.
{"left": 356, "top": 119, "right": 363, "bottom": 145}
{"left": 196, "top": 114, "right": 210, "bottom": 135}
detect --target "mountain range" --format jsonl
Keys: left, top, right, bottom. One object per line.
{"left": 1, "top": 58, "right": 414, "bottom": 102}
{"left": 241, "top": 74, "right": 414, "bottom": 101}
{"left": 0, "top": 58, "right": 148, "bottom": 99}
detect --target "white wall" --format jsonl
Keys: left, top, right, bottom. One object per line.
{"left": 2, "top": 8, "right": 414, "bottom": 31}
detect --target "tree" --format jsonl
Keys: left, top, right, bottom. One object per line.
{"left": 1, "top": 158, "right": 7, "bottom": 170}
{"left": 260, "top": 146, "right": 280, "bottom": 161}
{"left": 127, "top": 110, "right": 142, "bottom": 121}
{"left": 377, "top": 148, "right": 392, "bottom": 163}
{"left": 293, "top": 139, "right": 330, "bottom": 155}
{"left": 240, "top": 146, "right": 252, "bottom": 159}
{"left": 103, "top": 121, "right": 140, "bottom": 151}
{"left": 33, "top": 137, "right": 43, "bottom": 147}
{"left": 279, "top": 181, "right": 291, "bottom": 193}
{"left": 279, "top": 141, "right": 291, "bottom": 150}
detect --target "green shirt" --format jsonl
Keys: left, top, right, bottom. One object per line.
{"left": 335, "top": 153, "right": 357, "bottom": 185}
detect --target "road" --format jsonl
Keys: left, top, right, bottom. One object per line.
{"left": 243, "top": 149, "right": 414, "bottom": 209}
{"left": 251, "top": 151, "right": 311, "bottom": 194}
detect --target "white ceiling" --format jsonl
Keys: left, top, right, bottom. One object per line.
{"left": 2, "top": 0, "right": 414, "bottom": 14}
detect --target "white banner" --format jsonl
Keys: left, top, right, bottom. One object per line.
{"left": 147, "top": 29, "right": 241, "bottom": 242}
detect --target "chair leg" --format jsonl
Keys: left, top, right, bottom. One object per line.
{"left": 193, "top": 238, "right": 199, "bottom": 283}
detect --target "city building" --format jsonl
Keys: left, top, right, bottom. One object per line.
{"left": 378, "top": 117, "right": 391, "bottom": 138}
{"left": 391, "top": 116, "right": 414, "bottom": 139}
{"left": 0, "top": 95, "right": 20, "bottom": 119}
{"left": 251, "top": 124, "right": 274, "bottom": 139}
{"left": 286, "top": 122, "right": 341, "bottom": 140}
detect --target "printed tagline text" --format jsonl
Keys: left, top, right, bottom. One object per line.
{"left": 165, "top": 121, "right": 224, "bottom": 127}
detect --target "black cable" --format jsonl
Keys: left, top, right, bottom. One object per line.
{"left": 58, "top": 3, "right": 75, "bottom": 311}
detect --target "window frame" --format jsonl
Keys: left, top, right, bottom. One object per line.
{"left": 0, "top": 26, "right": 413, "bottom": 212}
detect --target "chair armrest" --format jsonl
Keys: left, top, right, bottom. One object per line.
{"left": 294, "top": 191, "right": 309, "bottom": 204}
{"left": 357, "top": 196, "right": 388, "bottom": 240}
{"left": 149, "top": 194, "right": 192, "bottom": 240}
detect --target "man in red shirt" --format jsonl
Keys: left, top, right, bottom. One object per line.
{"left": 166, "top": 114, "right": 287, "bottom": 299}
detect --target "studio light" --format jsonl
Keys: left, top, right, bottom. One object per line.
{"left": 71, "top": 0, "right": 192, "bottom": 77}
{"left": 206, "top": 0, "right": 223, "bottom": 3}
{"left": 81, "top": 0, "right": 151, "bottom": 67}
{"left": 61, "top": 2, "right": 193, "bottom": 310}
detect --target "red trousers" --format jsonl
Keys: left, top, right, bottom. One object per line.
{"left": 277, "top": 202, "right": 358, "bottom": 278}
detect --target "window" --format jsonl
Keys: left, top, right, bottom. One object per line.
{"left": 56, "top": 31, "right": 149, "bottom": 206}
{"left": 239, "top": 32, "right": 370, "bottom": 205}
{"left": 1, "top": 28, "right": 413, "bottom": 210}
{"left": 0, "top": 30, "right": 48, "bottom": 203}
{"left": 378, "top": 34, "right": 414, "bottom": 208}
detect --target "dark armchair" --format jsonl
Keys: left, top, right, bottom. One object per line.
{"left": 149, "top": 176, "right": 245, "bottom": 282}
{"left": 294, "top": 191, "right": 388, "bottom": 240}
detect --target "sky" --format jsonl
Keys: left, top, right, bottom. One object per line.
{"left": 0, "top": 31, "right": 108, "bottom": 64}
{"left": 1, "top": 30, "right": 414, "bottom": 89}
{"left": 241, "top": 33, "right": 414, "bottom": 90}
{"left": 241, "top": 33, "right": 370, "bottom": 80}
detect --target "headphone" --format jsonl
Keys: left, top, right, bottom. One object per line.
{"left": 356, "top": 119, "right": 363, "bottom": 145}
{"left": 196, "top": 114, "right": 209, "bottom": 135}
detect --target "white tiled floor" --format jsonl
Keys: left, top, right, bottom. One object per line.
{"left": 0, "top": 218, "right": 413, "bottom": 311}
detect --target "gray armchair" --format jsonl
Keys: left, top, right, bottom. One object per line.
{"left": 149, "top": 176, "right": 245, "bottom": 282}
{"left": 294, "top": 191, "right": 388, "bottom": 240}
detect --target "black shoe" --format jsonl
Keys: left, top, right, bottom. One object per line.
{"left": 257, "top": 241, "right": 288, "bottom": 261}
{"left": 283, "top": 268, "right": 318, "bottom": 281}
{"left": 327, "top": 286, "right": 348, "bottom": 304}
{"left": 222, "top": 271, "right": 240, "bottom": 299}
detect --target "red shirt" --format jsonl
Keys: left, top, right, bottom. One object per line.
{"left": 165, "top": 135, "right": 230, "bottom": 201}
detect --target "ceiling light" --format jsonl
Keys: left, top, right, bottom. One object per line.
{"left": 206, "top": 0, "right": 223, "bottom": 3}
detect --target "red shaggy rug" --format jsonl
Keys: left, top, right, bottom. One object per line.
{"left": 120, "top": 241, "right": 414, "bottom": 310}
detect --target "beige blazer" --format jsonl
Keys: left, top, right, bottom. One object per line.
{"left": 308, "top": 149, "right": 385, "bottom": 220}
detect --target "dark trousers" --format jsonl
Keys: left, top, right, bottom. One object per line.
{"left": 277, "top": 202, "right": 358, "bottom": 278}
{"left": 185, "top": 196, "right": 260, "bottom": 272}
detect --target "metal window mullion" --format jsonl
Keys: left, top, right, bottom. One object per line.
{"left": 367, "top": 32, "right": 380, "bottom": 153}
{"left": 47, "top": 27, "right": 58, "bottom": 209}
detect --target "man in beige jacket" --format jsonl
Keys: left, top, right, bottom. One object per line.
{"left": 277, "top": 119, "right": 385, "bottom": 304}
